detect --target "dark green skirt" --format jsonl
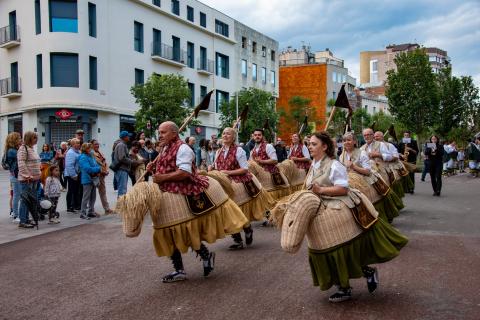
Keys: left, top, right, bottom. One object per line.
{"left": 391, "top": 180, "right": 405, "bottom": 198}
{"left": 308, "top": 219, "right": 408, "bottom": 290}
{"left": 374, "top": 191, "right": 401, "bottom": 223}
{"left": 401, "top": 175, "right": 414, "bottom": 192}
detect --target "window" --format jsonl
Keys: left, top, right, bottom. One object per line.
{"left": 36, "top": 54, "right": 43, "bottom": 89}
{"left": 172, "top": 36, "right": 180, "bottom": 62}
{"left": 134, "top": 68, "right": 144, "bottom": 85}
{"left": 262, "top": 46, "right": 266, "bottom": 57}
{"left": 199, "top": 46, "right": 207, "bottom": 69}
{"left": 271, "top": 70, "right": 275, "bottom": 86}
{"left": 261, "top": 67, "right": 266, "bottom": 83}
{"left": 373, "top": 106, "right": 376, "bottom": 113}
{"left": 252, "top": 63, "right": 257, "bottom": 81}
{"left": 50, "top": 53, "right": 79, "bottom": 87}
{"left": 215, "top": 20, "right": 229, "bottom": 37}
{"left": 35, "top": 0, "right": 41, "bottom": 34}
{"left": 152, "top": 28, "right": 161, "bottom": 55}
{"left": 171, "top": 0, "right": 179, "bottom": 15}
{"left": 187, "top": 6, "right": 194, "bottom": 22}
{"left": 241, "top": 60, "right": 247, "bottom": 77}
{"left": 10, "top": 62, "right": 18, "bottom": 92}
{"left": 333, "top": 91, "right": 336, "bottom": 99}
{"left": 216, "top": 53, "right": 229, "bottom": 79}
{"left": 332, "top": 71, "right": 336, "bottom": 82}
{"left": 188, "top": 83, "right": 195, "bottom": 107}
{"left": 216, "top": 90, "right": 229, "bottom": 113}
{"left": 242, "top": 37, "right": 246, "bottom": 49}
{"left": 152, "top": 0, "right": 160, "bottom": 7}
{"left": 89, "top": 56, "right": 97, "bottom": 90}
{"left": 200, "top": 12, "right": 206, "bottom": 27}
{"left": 49, "top": 0, "right": 78, "bottom": 33}
{"left": 271, "top": 50, "right": 275, "bottom": 61}
{"left": 371, "top": 60, "right": 378, "bottom": 72}
{"left": 134, "top": 21, "right": 143, "bottom": 53}
{"left": 88, "top": 2, "right": 96, "bottom": 37}
{"left": 252, "top": 42, "right": 257, "bottom": 53}
{"left": 187, "top": 42, "right": 194, "bottom": 68}
{"left": 200, "top": 85, "right": 207, "bottom": 98}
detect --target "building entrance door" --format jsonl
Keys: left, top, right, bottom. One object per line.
{"left": 50, "top": 121, "right": 85, "bottom": 148}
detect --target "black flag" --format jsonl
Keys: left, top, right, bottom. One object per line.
{"left": 388, "top": 124, "right": 398, "bottom": 142}
{"left": 193, "top": 90, "right": 214, "bottom": 118}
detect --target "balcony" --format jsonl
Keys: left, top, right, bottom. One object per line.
{"left": 196, "top": 96, "right": 216, "bottom": 113}
{"left": 0, "top": 25, "right": 20, "bottom": 49}
{"left": 0, "top": 77, "right": 22, "bottom": 98}
{"left": 197, "top": 58, "right": 214, "bottom": 75}
{"left": 151, "top": 43, "right": 186, "bottom": 67}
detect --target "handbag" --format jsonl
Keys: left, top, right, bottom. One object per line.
{"left": 109, "top": 158, "right": 121, "bottom": 172}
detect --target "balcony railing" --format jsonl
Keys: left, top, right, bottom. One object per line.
{"left": 0, "top": 77, "right": 22, "bottom": 98}
{"left": 197, "top": 58, "right": 214, "bottom": 74}
{"left": 151, "top": 42, "right": 186, "bottom": 67}
{"left": 0, "top": 25, "right": 20, "bottom": 48}
{"left": 196, "top": 96, "right": 216, "bottom": 113}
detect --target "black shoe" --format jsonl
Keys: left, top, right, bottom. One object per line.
{"left": 433, "top": 192, "right": 438, "bottom": 196}
{"left": 87, "top": 213, "right": 97, "bottom": 218}
{"left": 162, "top": 270, "right": 187, "bottom": 283}
{"left": 436, "top": 191, "right": 441, "bottom": 196}
{"left": 18, "top": 223, "right": 35, "bottom": 229}
{"left": 329, "top": 287, "right": 352, "bottom": 302}
{"left": 203, "top": 252, "right": 215, "bottom": 277}
{"left": 228, "top": 242, "right": 244, "bottom": 250}
{"left": 421, "top": 179, "right": 425, "bottom": 182}
{"left": 67, "top": 208, "right": 75, "bottom": 213}
{"left": 74, "top": 207, "right": 81, "bottom": 211}
{"left": 80, "top": 214, "right": 90, "bottom": 220}
{"left": 245, "top": 229, "right": 253, "bottom": 246}
{"left": 363, "top": 267, "right": 379, "bottom": 293}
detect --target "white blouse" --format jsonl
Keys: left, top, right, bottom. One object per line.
{"left": 345, "top": 150, "right": 371, "bottom": 170}
{"left": 310, "top": 158, "right": 349, "bottom": 188}
{"left": 176, "top": 144, "right": 194, "bottom": 174}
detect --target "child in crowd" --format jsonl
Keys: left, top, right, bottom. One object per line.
{"left": 457, "top": 148, "right": 465, "bottom": 173}
{"left": 44, "top": 165, "right": 62, "bottom": 224}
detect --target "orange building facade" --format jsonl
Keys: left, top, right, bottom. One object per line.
{"left": 277, "top": 64, "right": 328, "bottom": 144}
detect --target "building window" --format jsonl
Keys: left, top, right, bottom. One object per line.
{"left": 50, "top": 53, "right": 79, "bottom": 87}
{"left": 35, "top": 0, "right": 41, "bottom": 34}
{"left": 216, "top": 52, "right": 229, "bottom": 79}
{"left": 187, "top": 42, "right": 194, "bottom": 68}
{"left": 171, "top": 0, "right": 179, "bottom": 15}
{"left": 199, "top": 46, "right": 207, "bottom": 69}
{"left": 36, "top": 54, "right": 43, "bottom": 89}
{"left": 216, "top": 90, "right": 229, "bottom": 113}
{"left": 200, "top": 12, "right": 207, "bottom": 27}
{"left": 187, "top": 6, "right": 194, "bottom": 22}
{"left": 261, "top": 67, "right": 266, "bottom": 83}
{"left": 89, "top": 56, "right": 97, "bottom": 90}
{"left": 271, "top": 70, "right": 275, "bottom": 86}
{"left": 10, "top": 62, "right": 18, "bottom": 92}
{"left": 242, "top": 37, "right": 246, "bottom": 49}
{"left": 252, "top": 41, "right": 257, "bottom": 53}
{"left": 333, "top": 91, "right": 336, "bottom": 99}
{"left": 152, "top": 0, "right": 160, "bottom": 7}
{"left": 49, "top": 0, "right": 78, "bottom": 33}
{"left": 200, "top": 85, "right": 207, "bottom": 99}
{"left": 152, "top": 28, "right": 161, "bottom": 55}
{"left": 215, "top": 19, "right": 229, "bottom": 37}
{"left": 172, "top": 36, "right": 180, "bottom": 62}
{"left": 134, "top": 21, "right": 143, "bottom": 53}
{"left": 88, "top": 2, "right": 96, "bottom": 37}
{"left": 188, "top": 83, "right": 195, "bottom": 107}
{"left": 271, "top": 50, "right": 275, "bottom": 61}
{"left": 262, "top": 46, "right": 266, "bottom": 57}
{"left": 241, "top": 59, "right": 247, "bottom": 77}
{"left": 252, "top": 63, "right": 257, "bottom": 81}
{"left": 332, "top": 71, "right": 336, "bottom": 83}
{"left": 134, "top": 68, "right": 144, "bottom": 85}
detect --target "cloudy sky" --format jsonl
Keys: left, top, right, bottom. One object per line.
{"left": 202, "top": 0, "right": 480, "bottom": 86}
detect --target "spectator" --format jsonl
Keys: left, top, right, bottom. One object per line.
{"left": 75, "top": 129, "right": 85, "bottom": 145}
{"left": 210, "top": 134, "right": 219, "bottom": 151}
{"left": 198, "top": 139, "right": 208, "bottom": 170}
{"left": 44, "top": 164, "right": 61, "bottom": 224}
{"left": 136, "top": 131, "right": 146, "bottom": 141}
{"left": 151, "top": 140, "right": 161, "bottom": 162}
{"left": 421, "top": 143, "right": 430, "bottom": 182}
{"left": 65, "top": 138, "right": 82, "bottom": 212}
{"left": 207, "top": 140, "right": 216, "bottom": 168}
{"left": 244, "top": 134, "right": 255, "bottom": 160}
{"left": 39, "top": 144, "right": 54, "bottom": 186}
{"left": 425, "top": 135, "right": 444, "bottom": 196}
{"left": 113, "top": 131, "right": 137, "bottom": 197}
{"left": 274, "top": 139, "right": 288, "bottom": 163}
{"left": 457, "top": 148, "right": 465, "bottom": 173}
{"left": 4, "top": 132, "right": 22, "bottom": 222}
{"left": 185, "top": 136, "right": 196, "bottom": 150}
{"left": 129, "top": 140, "right": 146, "bottom": 183}
{"left": 56, "top": 141, "right": 68, "bottom": 190}
{"left": 139, "top": 139, "right": 155, "bottom": 163}
{"left": 78, "top": 143, "right": 101, "bottom": 219}
{"left": 92, "top": 140, "right": 113, "bottom": 215}
{"left": 17, "top": 131, "right": 41, "bottom": 228}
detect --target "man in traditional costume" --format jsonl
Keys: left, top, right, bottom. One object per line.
{"left": 211, "top": 127, "right": 276, "bottom": 249}
{"left": 286, "top": 133, "right": 311, "bottom": 191}
{"left": 466, "top": 136, "right": 480, "bottom": 177}
{"left": 118, "top": 121, "right": 248, "bottom": 283}
{"left": 398, "top": 131, "right": 419, "bottom": 193}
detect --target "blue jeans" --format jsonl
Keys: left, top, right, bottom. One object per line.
{"left": 18, "top": 181, "right": 40, "bottom": 224}
{"left": 115, "top": 170, "right": 129, "bottom": 197}
{"left": 10, "top": 175, "right": 21, "bottom": 218}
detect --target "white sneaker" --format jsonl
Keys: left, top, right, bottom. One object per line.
{"left": 13, "top": 218, "right": 20, "bottom": 223}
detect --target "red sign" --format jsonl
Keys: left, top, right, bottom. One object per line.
{"left": 55, "top": 109, "right": 74, "bottom": 120}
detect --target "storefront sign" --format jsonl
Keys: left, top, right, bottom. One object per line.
{"left": 55, "top": 109, "right": 74, "bottom": 120}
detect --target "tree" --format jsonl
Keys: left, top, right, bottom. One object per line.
{"left": 278, "top": 96, "right": 316, "bottom": 135}
{"left": 131, "top": 73, "right": 191, "bottom": 137}
{"left": 386, "top": 48, "right": 439, "bottom": 136}
{"left": 326, "top": 97, "right": 347, "bottom": 138}
{"left": 219, "top": 88, "right": 278, "bottom": 142}
{"left": 351, "top": 108, "right": 371, "bottom": 135}
{"left": 460, "top": 76, "right": 480, "bottom": 134}
{"left": 435, "top": 66, "right": 464, "bottom": 137}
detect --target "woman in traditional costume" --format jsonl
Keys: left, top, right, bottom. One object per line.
{"left": 341, "top": 132, "right": 403, "bottom": 222}
{"left": 272, "top": 131, "right": 408, "bottom": 302}
{"left": 210, "top": 127, "right": 276, "bottom": 249}
{"left": 281, "top": 133, "right": 311, "bottom": 192}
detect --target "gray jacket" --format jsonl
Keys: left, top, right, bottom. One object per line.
{"left": 113, "top": 140, "right": 133, "bottom": 172}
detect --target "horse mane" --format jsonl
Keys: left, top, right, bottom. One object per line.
{"left": 270, "top": 190, "right": 316, "bottom": 228}
{"left": 247, "top": 159, "right": 262, "bottom": 176}
{"left": 199, "top": 170, "right": 235, "bottom": 198}
{"left": 277, "top": 159, "right": 296, "bottom": 183}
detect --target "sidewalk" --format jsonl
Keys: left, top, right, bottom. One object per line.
{"left": 0, "top": 170, "right": 126, "bottom": 244}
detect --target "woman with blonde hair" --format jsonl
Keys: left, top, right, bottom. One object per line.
{"left": 4, "top": 132, "right": 22, "bottom": 221}
{"left": 17, "top": 131, "right": 41, "bottom": 228}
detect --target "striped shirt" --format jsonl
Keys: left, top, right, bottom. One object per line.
{"left": 17, "top": 145, "right": 41, "bottom": 182}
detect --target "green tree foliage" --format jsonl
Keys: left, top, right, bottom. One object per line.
{"left": 351, "top": 108, "right": 371, "bottom": 135}
{"left": 460, "top": 76, "right": 480, "bottom": 134}
{"left": 436, "top": 67, "right": 464, "bottom": 137}
{"left": 386, "top": 48, "right": 439, "bottom": 135}
{"left": 326, "top": 108, "right": 347, "bottom": 138}
{"left": 131, "top": 74, "right": 191, "bottom": 136}
{"left": 278, "top": 96, "right": 316, "bottom": 135}
{"left": 219, "top": 88, "right": 278, "bottom": 142}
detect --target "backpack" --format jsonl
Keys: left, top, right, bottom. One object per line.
{"left": 1, "top": 152, "right": 10, "bottom": 170}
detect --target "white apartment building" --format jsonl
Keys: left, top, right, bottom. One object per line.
{"left": 360, "top": 92, "right": 389, "bottom": 115}
{"left": 0, "top": 0, "right": 278, "bottom": 154}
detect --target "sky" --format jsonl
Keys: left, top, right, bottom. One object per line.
{"left": 201, "top": 0, "right": 480, "bottom": 86}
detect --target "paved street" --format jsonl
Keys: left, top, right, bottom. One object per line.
{"left": 0, "top": 172, "right": 479, "bottom": 320}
